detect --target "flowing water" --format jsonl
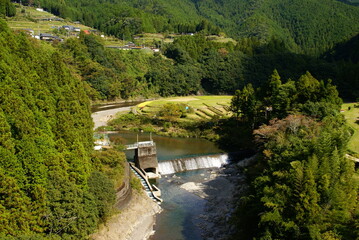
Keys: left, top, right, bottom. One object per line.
{"left": 92, "top": 104, "right": 229, "bottom": 240}
{"left": 108, "top": 131, "right": 227, "bottom": 240}
{"left": 158, "top": 153, "right": 229, "bottom": 175}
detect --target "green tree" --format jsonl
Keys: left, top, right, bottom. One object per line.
{"left": 230, "top": 83, "right": 258, "bottom": 126}
{"left": 296, "top": 71, "right": 321, "bottom": 103}
{"left": 234, "top": 115, "right": 358, "bottom": 239}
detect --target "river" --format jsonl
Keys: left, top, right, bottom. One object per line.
{"left": 92, "top": 103, "right": 229, "bottom": 240}
{"left": 108, "top": 131, "right": 225, "bottom": 240}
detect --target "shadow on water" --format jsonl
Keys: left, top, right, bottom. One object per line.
{"left": 109, "top": 131, "right": 223, "bottom": 162}
{"left": 182, "top": 209, "right": 203, "bottom": 240}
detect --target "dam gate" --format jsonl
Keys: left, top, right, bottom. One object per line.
{"left": 125, "top": 141, "right": 159, "bottom": 179}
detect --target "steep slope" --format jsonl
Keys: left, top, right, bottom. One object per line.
{"left": 193, "top": 0, "right": 359, "bottom": 54}
{"left": 0, "top": 20, "right": 126, "bottom": 239}
{"left": 36, "top": 0, "right": 206, "bottom": 39}
{"left": 36, "top": 0, "right": 359, "bottom": 55}
{"left": 324, "top": 34, "right": 359, "bottom": 99}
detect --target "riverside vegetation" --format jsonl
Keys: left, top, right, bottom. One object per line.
{"left": 229, "top": 72, "right": 359, "bottom": 239}
{"left": 108, "top": 68, "right": 359, "bottom": 239}
{"left": 106, "top": 96, "right": 232, "bottom": 141}
{"left": 1, "top": 0, "right": 359, "bottom": 239}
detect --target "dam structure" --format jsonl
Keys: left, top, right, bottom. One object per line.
{"left": 158, "top": 153, "right": 229, "bottom": 175}
{"left": 125, "top": 140, "right": 162, "bottom": 203}
{"left": 125, "top": 140, "right": 160, "bottom": 179}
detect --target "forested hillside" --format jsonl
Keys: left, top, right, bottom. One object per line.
{"left": 0, "top": 20, "right": 126, "bottom": 239}
{"left": 47, "top": 32, "right": 358, "bottom": 101}
{"left": 193, "top": 0, "right": 359, "bottom": 54}
{"left": 33, "top": 0, "right": 219, "bottom": 40}
{"left": 11, "top": 0, "right": 357, "bottom": 99}
{"left": 29, "top": 0, "right": 359, "bottom": 55}
{"left": 235, "top": 114, "right": 358, "bottom": 239}
{"left": 229, "top": 71, "right": 358, "bottom": 239}
{"left": 59, "top": 34, "right": 209, "bottom": 99}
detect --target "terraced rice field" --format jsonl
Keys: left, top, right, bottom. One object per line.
{"left": 7, "top": 5, "right": 92, "bottom": 34}
{"left": 136, "top": 96, "right": 232, "bottom": 121}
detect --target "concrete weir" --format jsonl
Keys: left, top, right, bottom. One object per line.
{"left": 126, "top": 141, "right": 160, "bottom": 179}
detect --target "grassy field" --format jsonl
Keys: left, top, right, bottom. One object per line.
{"left": 342, "top": 103, "right": 359, "bottom": 153}
{"left": 7, "top": 5, "right": 93, "bottom": 35}
{"left": 206, "top": 35, "right": 237, "bottom": 43}
{"left": 132, "top": 33, "right": 237, "bottom": 47}
{"left": 136, "top": 96, "right": 232, "bottom": 121}
{"left": 7, "top": 5, "right": 236, "bottom": 49}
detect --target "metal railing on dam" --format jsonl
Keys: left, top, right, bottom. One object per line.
{"left": 125, "top": 141, "right": 155, "bottom": 150}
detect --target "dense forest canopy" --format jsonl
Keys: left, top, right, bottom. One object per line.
{"left": 234, "top": 114, "right": 358, "bottom": 239}
{"left": 54, "top": 32, "right": 359, "bottom": 101}
{"left": 0, "top": 20, "right": 126, "bottom": 239}
{"left": 4, "top": 0, "right": 357, "bottom": 100}
{"left": 0, "top": 0, "right": 15, "bottom": 17}
{"left": 25, "top": 0, "right": 359, "bottom": 55}
{"left": 229, "top": 71, "right": 358, "bottom": 239}
{"left": 32, "top": 0, "right": 219, "bottom": 39}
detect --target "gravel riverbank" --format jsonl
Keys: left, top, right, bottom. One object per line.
{"left": 92, "top": 106, "right": 132, "bottom": 129}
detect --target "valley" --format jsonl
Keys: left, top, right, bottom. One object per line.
{"left": 0, "top": 0, "right": 358, "bottom": 239}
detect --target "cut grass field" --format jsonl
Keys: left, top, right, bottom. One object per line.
{"left": 136, "top": 96, "right": 232, "bottom": 122}
{"left": 342, "top": 103, "right": 359, "bottom": 154}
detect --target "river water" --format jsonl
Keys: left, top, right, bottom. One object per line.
{"left": 93, "top": 103, "right": 227, "bottom": 240}
{"left": 108, "top": 131, "right": 224, "bottom": 240}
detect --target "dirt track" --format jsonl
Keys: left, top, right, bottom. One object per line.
{"left": 92, "top": 106, "right": 131, "bottom": 130}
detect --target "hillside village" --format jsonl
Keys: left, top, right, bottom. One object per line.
{"left": 7, "top": 4, "right": 232, "bottom": 53}
{"left": 8, "top": 5, "right": 101, "bottom": 41}
{"left": 7, "top": 5, "right": 172, "bottom": 51}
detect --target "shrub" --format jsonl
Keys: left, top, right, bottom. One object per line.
{"left": 163, "top": 122, "right": 172, "bottom": 131}
{"left": 88, "top": 171, "right": 116, "bottom": 221}
{"left": 130, "top": 175, "right": 142, "bottom": 192}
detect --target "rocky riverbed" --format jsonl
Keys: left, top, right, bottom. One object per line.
{"left": 176, "top": 155, "right": 256, "bottom": 240}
